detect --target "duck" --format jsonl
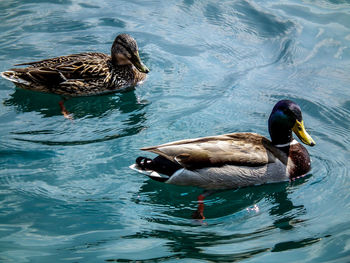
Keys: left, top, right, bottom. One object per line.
{"left": 130, "top": 100, "right": 316, "bottom": 191}
{"left": 1, "top": 33, "right": 149, "bottom": 97}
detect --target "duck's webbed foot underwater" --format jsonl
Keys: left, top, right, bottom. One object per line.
{"left": 192, "top": 190, "right": 218, "bottom": 220}
{"left": 58, "top": 99, "right": 73, "bottom": 120}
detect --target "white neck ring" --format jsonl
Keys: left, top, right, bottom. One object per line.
{"left": 274, "top": 139, "right": 298, "bottom": 148}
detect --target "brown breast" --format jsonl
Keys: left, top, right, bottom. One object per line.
{"left": 287, "top": 143, "right": 311, "bottom": 179}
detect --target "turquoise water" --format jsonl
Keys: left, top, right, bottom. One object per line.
{"left": 1, "top": 0, "right": 350, "bottom": 262}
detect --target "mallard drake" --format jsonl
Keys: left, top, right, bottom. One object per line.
{"left": 130, "top": 100, "right": 316, "bottom": 190}
{"left": 1, "top": 34, "right": 149, "bottom": 96}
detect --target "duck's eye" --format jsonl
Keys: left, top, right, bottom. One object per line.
{"left": 282, "top": 109, "right": 292, "bottom": 117}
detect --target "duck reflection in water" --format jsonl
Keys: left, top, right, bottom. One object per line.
{"left": 132, "top": 179, "right": 313, "bottom": 260}
{"left": 4, "top": 88, "right": 148, "bottom": 145}
{"left": 138, "top": 175, "right": 308, "bottom": 223}
{"left": 4, "top": 88, "right": 147, "bottom": 119}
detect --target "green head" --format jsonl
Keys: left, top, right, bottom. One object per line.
{"left": 268, "top": 100, "right": 315, "bottom": 146}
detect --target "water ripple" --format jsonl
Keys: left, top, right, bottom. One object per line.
{"left": 1, "top": 0, "right": 350, "bottom": 262}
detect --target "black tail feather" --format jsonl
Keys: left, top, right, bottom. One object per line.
{"left": 136, "top": 155, "right": 182, "bottom": 177}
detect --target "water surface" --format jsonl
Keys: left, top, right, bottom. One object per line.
{"left": 1, "top": 0, "right": 350, "bottom": 262}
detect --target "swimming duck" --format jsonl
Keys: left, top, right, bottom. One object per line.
{"left": 130, "top": 100, "right": 316, "bottom": 190}
{"left": 1, "top": 34, "right": 149, "bottom": 96}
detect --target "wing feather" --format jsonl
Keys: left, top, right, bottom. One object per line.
{"left": 10, "top": 53, "right": 110, "bottom": 86}
{"left": 142, "top": 133, "right": 287, "bottom": 169}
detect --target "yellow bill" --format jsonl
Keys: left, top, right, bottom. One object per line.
{"left": 292, "top": 120, "right": 316, "bottom": 146}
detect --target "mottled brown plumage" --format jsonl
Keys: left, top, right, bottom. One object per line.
{"left": 1, "top": 34, "right": 149, "bottom": 96}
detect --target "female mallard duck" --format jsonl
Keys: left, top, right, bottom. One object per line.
{"left": 130, "top": 100, "right": 316, "bottom": 190}
{"left": 1, "top": 34, "right": 149, "bottom": 96}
